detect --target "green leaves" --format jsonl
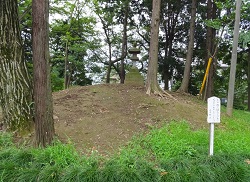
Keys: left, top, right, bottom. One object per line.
{"left": 204, "top": 19, "right": 222, "bottom": 30}
{"left": 239, "top": 31, "right": 250, "bottom": 48}
{"left": 49, "top": 0, "right": 102, "bottom": 89}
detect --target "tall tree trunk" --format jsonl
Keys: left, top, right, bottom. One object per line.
{"left": 0, "top": 0, "right": 33, "bottom": 132}
{"left": 106, "top": 43, "right": 112, "bottom": 83}
{"left": 120, "top": 3, "right": 128, "bottom": 84}
{"left": 146, "top": 0, "right": 162, "bottom": 95}
{"left": 207, "top": 2, "right": 217, "bottom": 99}
{"left": 162, "top": 3, "right": 178, "bottom": 91}
{"left": 64, "top": 40, "right": 69, "bottom": 89}
{"left": 162, "top": 22, "right": 169, "bottom": 90}
{"left": 248, "top": 47, "right": 250, "bottom": 111}
{"left": 202, "top": 0, "right": 214, "bottom": 100}
{"left": 67, "top": 62, "right": 72, "bottom": 88}
{"left": 226, "top": 0, "right": 242, "bottom": 116}
{"left": 163, "top": 42, "right": 173, "bottom": 90}
{"left": 32, "top": 0, "right": 55, "bottom": 147}
{"left": 163, "top": 63, "right": 169, "bottom": 90}
{"left": 203, "top": 0, "right": 217, "bottom": 100}
{"left": 178, "top": 0, "right": 197, "bottom": 93}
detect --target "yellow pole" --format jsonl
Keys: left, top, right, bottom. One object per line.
{"left": 199, "top": 57, "right": 213, "bottom": 96}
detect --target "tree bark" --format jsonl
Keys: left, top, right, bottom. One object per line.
{"left": 120, "top": 3, "right": 128, "bottom": 84}
{"left": 226, "top": 0, "right": 242, "bottom": 116}
{"left": 178, "top": 0, "right": 197, "bottom": 93}
{"left": 146, "top": 0, "right": 162, "bottom": 95}
{"left": 0, "top": 0, "right": 33, "bottom": 132}
{"left": 162, "top": 6, "right": 173, "bottom": 90}
{"left": 64, "top": 40, "right": 69, "bottom": 89}
{"left": 32, "top": 0, "right": 55, "bottom": 147}
{"left": 203, "top": 0, "right": 217, "bottom": 100}
{"left": 106, "top": 42, "right": 112, "bottom": 83}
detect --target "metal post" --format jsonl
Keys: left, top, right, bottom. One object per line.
{"left": 209, "top": 123, "right": 214, "bottom": 156}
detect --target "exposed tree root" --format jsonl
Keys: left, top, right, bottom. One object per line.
{"left": 161, "top": 90, "right": 177, "bottom": 100}
{"left": 146, "top": 85, "right": 177, "bottom": 100}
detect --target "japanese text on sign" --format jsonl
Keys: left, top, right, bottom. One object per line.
{"left": 207, "top": 97, "right": 221, "bottom": 123}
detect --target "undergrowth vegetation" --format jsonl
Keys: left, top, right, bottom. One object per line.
{"left": 0, "top": 109, "right": 250, "bottom": 181}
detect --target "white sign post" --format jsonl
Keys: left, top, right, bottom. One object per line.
{"left": 207, "top": 96, "right": 221, "bottom": 156}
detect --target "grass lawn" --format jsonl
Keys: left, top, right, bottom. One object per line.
{"left": 0, "top": 108, "right": 250, "bottom": 181}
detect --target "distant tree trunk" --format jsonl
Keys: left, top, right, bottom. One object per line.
{"left": 120, "top": 3, "right": 128, "bottom": 84}
{"left": 163, "top": 46, "right": 172, "bottom": 91}
{"left": 161, "top": 2, "right": 179, "bottom": 91}
{"left": 163, "top": 64, "right": 169, "bottom": 90}
{"left": 0, "top": 0, "right": 33, "bottom": 132}
{"left": 97, "top": 10, "right": 127, "bottom": 84}
{"left": 226, "top": 0, "right": 242, "bottom": 116}
{"left": 64, "top": 40, "right": 69, "bottom": 89}
{"left": 106, "top": 42, "right": 112, "bottom": 83}
{"left": 67, "top": 63, "right": 72, "bottom": 87}
{"left": 248, "top": 47, "right": 250, "bottom": 111}
{"left": 32, "top": 0, "right": 55, "bottom": 147}
{"left": 178, "top": 0, "right": 197, "bottom": 93}
{"left": 203, "top": 0, "right": 217, "bottom": 100}
{"left": 146, "top": 0, "right": 162, "bottom": 95}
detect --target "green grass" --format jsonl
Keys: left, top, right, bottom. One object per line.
{"left": 0, "top": 109, "right": 250, "bottom": 181}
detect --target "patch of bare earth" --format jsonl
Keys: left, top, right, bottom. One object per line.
{"left": 53, "top": 84, "right": 207, "bottom": 155}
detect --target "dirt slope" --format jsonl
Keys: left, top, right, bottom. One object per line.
{"left": 53, "top": 84, "right": 207, "bottom": 155}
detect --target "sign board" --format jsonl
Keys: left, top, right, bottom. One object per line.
{"left": 207, "top": 96, "right": 221, "bottom": 123}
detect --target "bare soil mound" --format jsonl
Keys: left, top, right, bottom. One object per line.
{"left": 53, "top": 84, "right": 207, "bottom": 155}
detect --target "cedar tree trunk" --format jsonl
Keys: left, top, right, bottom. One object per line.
{"left": 146, "top": 0, "right": 162, "bottom": 95}
{"left": 32, "top": 0, "right": 55, "bottom": 147}
{"left": 203, "top": 0, "right": 216, "bottom": 100}
{"left": 226, "top": 0, "right": 242, "bottom": 116}
{"left": 120, "top": 3, "right": 128, "bottom": 84}
{"left": 178, "top": 0, "right": 197, "bottom": 93}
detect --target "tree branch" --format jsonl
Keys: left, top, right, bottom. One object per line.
{"left": 19, "top": 5, "right": 32, "bottom": 22}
